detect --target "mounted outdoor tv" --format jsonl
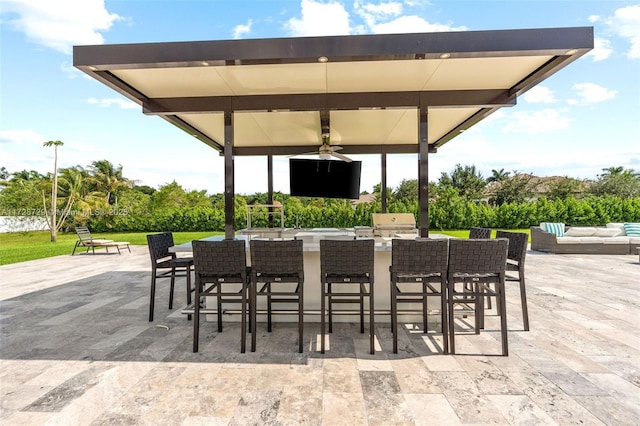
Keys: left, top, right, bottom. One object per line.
{"left": 289, "top": 159, "right": 362, "bottom": 199}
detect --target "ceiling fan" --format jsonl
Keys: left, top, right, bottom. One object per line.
{"left": 291, "top": 130, "right": 353, "bottom": 162}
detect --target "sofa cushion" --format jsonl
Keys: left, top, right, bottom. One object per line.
{"left": 565, "top": 227, "right": 596, "bottom": 237}
{"left": 607, "top": 223, "right": 626, "bottom": 235}
{"left": 541, "top": 222, "right": 565, "bottom": 237}
{"left": 593, "top": 227, "right": 622, "bottom": 237}
{"left": 602, "top": 237, "right": 630, "bottom": 244}
{"left": 578, "top": 237, "right": 605, "bottom": 243}
{"left": 623, "top": 223, "right": 640, "bottom": 236}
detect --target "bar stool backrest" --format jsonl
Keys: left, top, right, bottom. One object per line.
{"left": 391, "top": 238, "right": 448, "bottom": 276}
{"left": 192, "top": 240, "right": 247, "bottom": 281}
{"left": 147, "top": 232, "right": 176, "bottom": 263}
{"left": 496, "top": 230, "right": 527, "bottom": 266}
{"left": 320, "top": 239, "right": 374, "bottom": 279}
{"left": 250, "top": 239, "right": 304, "bottom": 278}
{"left": 448, "top": 238, "right": 508, "bottom": 278}
{"left": 469, "top": 227, "right": 492, "bottom": 239}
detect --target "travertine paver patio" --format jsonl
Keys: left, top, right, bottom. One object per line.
{"left": 1, "top": 245, "right": 639, "bottom": 425}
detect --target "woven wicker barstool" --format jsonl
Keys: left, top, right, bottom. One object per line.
{"left": 146, "top": 232, "right": 193, "bottom": 322}
{"left": 192, "top": 239, "right": 250, "bottom": 353}
{"left": 447, "top": 238, "right": 509, "bottom": 356}
{"left": 496, "top": 230, "right": 530, "bottom": 331}
{"left": 389, "top": 238, "right": 449, "bottom": 354}
{"left": 249, "top": 239, "right": 305, "bottom": 353}
{"left": 320, "top": 239, "right": 375, "bottom": 354}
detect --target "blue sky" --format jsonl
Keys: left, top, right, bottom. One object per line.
{"left": 1, "top": 0, "right": 639, "bottom": 195}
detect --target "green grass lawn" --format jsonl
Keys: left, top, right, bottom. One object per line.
{"left": 0, "top": 229, "right": 530, "bottom": 266}
{"left": 0, "top": 231, "right": 221, "bottom": 266}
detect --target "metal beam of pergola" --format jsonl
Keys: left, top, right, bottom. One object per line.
{"left": 74, "top": 27, "right": 593, "bottom": 238}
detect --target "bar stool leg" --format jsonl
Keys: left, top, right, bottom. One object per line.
{"left": 369, "top": 280, "right": 375, "bottom": 354}
{"left": 360, "top": 287, "right": 365, "bottom": 334}
{"left": 149, "top": 269, "right": 157, "bottom": 322}
{"left": 440, "top": 277, "right": 449, "bottom": 355}
{"left": 186, "top": 266, "right": 192, "bottom": 321}
{"left": 499, "top": 280, "right": 509, "bottom": 356}
{"left": 241, "top": 280, "right": 247, "bottom": 354}
{"left": 321, "top": 281, "right": 326, "bottom": 354}
{"left": 267, "top": 282, "right": 273, "bottom": 332}
{"left": 217, "top": 282, "right": 223, "bottom": 332}
{"left": 391, "top": 281, "right": 398, "bottom": 354}
{"left": 251, "top": 279, "right": 257, "bottom": 352}
{"left": 520, "top": 274, "right": 530, "bottom": 331}
{"left": 328, "top": 283, "right": 333, "bottom": 334}
{"left": 298, "top": 279, "right": 304, "bottom": 353}
{"left": 169, "top": 267, "right": 175, "bottom": 310}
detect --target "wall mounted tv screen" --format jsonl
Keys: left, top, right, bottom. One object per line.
{"left": 289, "top": 159, "right": 362, "bottom": 199}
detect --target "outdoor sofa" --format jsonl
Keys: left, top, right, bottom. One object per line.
{"left": 530, "top": 222, "right": 640, "bottom": 255}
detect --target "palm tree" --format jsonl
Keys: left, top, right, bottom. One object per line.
{"left": 487, "top": 168, "right": 511, "bottom": 183}
{"left": 57, "top": 167, "right": 102, "bottom": 224}
{"left": 43, "top": 140, "right": 63, "bottom": 242}
{"left": 600, "top": 166, "right": 624, "bottom": 176}
{"left": 89, "top": 160, "right": 131, "bottom": 205}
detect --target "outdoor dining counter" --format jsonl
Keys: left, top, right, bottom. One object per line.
{"left": 170, "top": 230, "right": 450, "bottom": 325}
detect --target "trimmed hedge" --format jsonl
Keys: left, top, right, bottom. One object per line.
{"left": 83, "top": 194, "right": 640, "bottom": 232}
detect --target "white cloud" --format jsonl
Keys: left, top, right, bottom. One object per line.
{"left": 0, "top": 128, "right": 45, "bottom": 145}
{"left": 87, "top": 97, "right": 138, "bottom": 109}
{"left": 370, "top": 15, "right": 465, "bottom": 34}
{"left": 1, "top": 0, "right": 121, "bottom": 54}
{"left": 233, "top": 19, "right": 252, "bottom": 39}
{"left": 567, "top": 83, "right": 617, "bottom": 105}
{"left": 354, "top": 1, "right": 403, "bottom": 28}
{"left": 523, "top": 86, "right": 556, "bottom": 104}
{"left": 605, "top": 4, "right": 640, "bottom": 59}
{"left": 284, "top": 0, "right": 351, "bottom": 36}
{"left": 501, "top": 109, "right": 571, "bottom": 135}
{"left": 589, "top": 37, "right": 613, "bottom": 61}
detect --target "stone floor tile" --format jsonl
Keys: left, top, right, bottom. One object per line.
{"left": 486, "top": 394, "right": 558, "bottom": 425}
{"left": 321, "top": 391, "right": 367, "bottom": 426}
{"left": 432, "top": 371, "right": 508, "bottom": 424}
{"left": 573, "top": 395, "right": 640, "bottom": 426}
{"left": 228, "top": 389, "right": 283, "bottom": 425}
{"left": 403, "top": 393, "right": 462, "bottom": 425}
{"left": 323, "top": 358, "right": 361, "bottom": 393}
{"left": 391, "top": 357, "right": 442, "bottom": 394}
{"left": 360, "top": 371, "right": 414, "bottom": 425}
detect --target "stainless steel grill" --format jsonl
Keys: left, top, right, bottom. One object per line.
{"left": 372, "top": 213, "right": 418, "bottom": 238}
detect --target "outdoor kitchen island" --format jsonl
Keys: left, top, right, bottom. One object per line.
{"left": 172, "top": 227, "right": 449, "bottom": 328}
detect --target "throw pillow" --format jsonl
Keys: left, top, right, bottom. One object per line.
{"left": 541, "top": 222, "right": 565, "bottom": 237}
{"left": 593, "top": 227, "right": 622, "bottom": 237}
{"left": 623, "top": 223, "right": 640, "bottom": 236}
{"left": 565, "top": 227, "right": 596, "bottom": 237}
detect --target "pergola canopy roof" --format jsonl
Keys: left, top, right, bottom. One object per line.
{"left": 74, "top": 27, "right": 593, "bottom": 157}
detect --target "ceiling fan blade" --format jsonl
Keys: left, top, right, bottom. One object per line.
{"left": 331, "top": 151, "right": 353, "bottom": 162}
{"left": 331, "top": 146, "right": 343, "bottom": 151}
{"left": 287, "top": 150, "right": 319, "bottom": 157}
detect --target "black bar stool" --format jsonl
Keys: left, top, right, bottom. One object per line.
{"left": 320, "top": 239, "right": 375, "bottom": 354}
{"left": 146, "top": 232, "right": 193, "bottom": 322}
{"left": 496, "top": 230, "right": 530, "bottom": 331}
{"left": 192, "top": 239, "right": 250, "bottom": 353}
{"left": 389, "top": 238, "right": 449, "bottom": 354}
{"left": 249, "top": 239, "right": 305, "bottom": 353}
{"left": 447, "top": 238, "right": 509, "bottom": 356}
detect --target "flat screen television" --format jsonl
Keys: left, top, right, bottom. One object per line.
{"left": 289, "top": 158, "right": 362, "bottom": 199}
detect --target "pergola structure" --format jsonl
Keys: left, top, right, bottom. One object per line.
{"left": 74, "top": 27, "right": 593, "bottom": 238}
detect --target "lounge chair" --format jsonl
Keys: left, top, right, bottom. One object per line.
{"left": 71, "top": 226, "right": 130, "bottom": 255}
